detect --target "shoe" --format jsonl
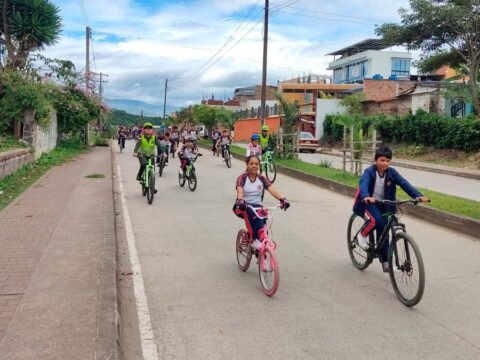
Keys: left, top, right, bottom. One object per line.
{"left": 136, "top": 175, "right": 141, "bottom": 181}
{"left": 250, "top": 239, "right": 262, "bottom": 251}
{"left": 382, "top": 262, "right": 389, "bottom": 273}
{"left": 356, "top": 233, "right": 370, "bottom": 250}
{"left": 154, "top": 189, "right": 158, "bottom": 194}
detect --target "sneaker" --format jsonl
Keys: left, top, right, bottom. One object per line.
{"left": 250, "top": 239, "right": 262, "bottom": 251}
{"left": 356, "top": 233, "right": 370, "bottom": 250}
{"left": 382, "top": 262, "right": 389, "bottom": 273}
{"left": 154, "top": 189, "right": 158, "bottom": 194}
{"left": 136, "top": 175, "right": 141, "bottom": 181}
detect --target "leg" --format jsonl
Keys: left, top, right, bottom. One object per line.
{"left": 137, "top": 156, "right": 147, "bottom": 180}
{"left": 364, "top": 204, "right": 387, "bottom": 261}
{"left": 246, "top": 205, "right": 266, "bottom": 240}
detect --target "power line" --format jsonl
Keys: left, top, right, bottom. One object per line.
{"left": 278, "top": 10, "right": 379, "bottom": 25}
{"left": 288, "top": 6, "right": 387, "bottom": 23}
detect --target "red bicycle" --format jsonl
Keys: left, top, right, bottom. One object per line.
{"left": 235, "top": 205, "right": 284, "bottom": 296}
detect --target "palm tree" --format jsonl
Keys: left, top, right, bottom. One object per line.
{"left": 1, "top": 0, "right": 62, "bottom": 70}
{"left": 274, "top": 92, "right": 299, "bottom": 158}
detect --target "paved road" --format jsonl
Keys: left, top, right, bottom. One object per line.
{"left": 117, "top": 140, "right": 480, "bottom": 360}
{"left": 299, "top": 152, "right": 480, "bottom": 201}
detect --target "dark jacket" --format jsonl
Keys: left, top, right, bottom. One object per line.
{"left": 353, "top": 165, "right": 422, "bottom": 216}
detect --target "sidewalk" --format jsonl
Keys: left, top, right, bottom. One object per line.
{"left": 0, "top": 147, "right": 117, "bottom": 359}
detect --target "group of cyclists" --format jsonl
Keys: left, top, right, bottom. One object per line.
{"left": 128, "top": 121, "right": 430, "bottom": 277}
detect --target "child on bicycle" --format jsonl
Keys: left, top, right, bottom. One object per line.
{"left": 216, "top": 130, "right": 232, "bottom": 159}
{"left": 233, "top": 155, "right": 290, "bottom": 251}
{"left": 133, "top": 122, "right": 162, "bottom": 181}
{"left": 246, "top": 133, "right": 262, "bottom": 158}
{"left": 157, "top": 132, "right": 171, "bottom": 165}
{"left": 353, "top": 146, "right": 429, "bottom": 272}
{"left": 178, "top": 137, "right": 201, "bottom": 174}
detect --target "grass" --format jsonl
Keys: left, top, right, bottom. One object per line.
{"left": 85, "top": 173, "right": 105, "bottom": 179}
{"left": 0, "top": 139, "right": 87, "bottom": 210}
{"left": 0, "top": 135, "right": 28, "bottom": 153}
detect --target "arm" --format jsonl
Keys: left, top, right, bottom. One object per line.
{"left": 358, "top": 169, "right": 373, "bottom": 202}
{"left": 391, "top": 168, "right": 425, "bottom": 200}
{"left": 236, "top": 186, "right": 244, "bottom": 201}
{"left": 133, "top": 139, "right": 141, "bottom": 155}
{"left": 266, "top": 184, "right": 284, "bottom": 201}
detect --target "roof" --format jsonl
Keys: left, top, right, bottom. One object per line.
{"left": 343, "top": 85, "right": 364, "bottom": 94}
{"left": 279, "top": 83, "right": 357, "bottom": 91}
{"left": 326, "top": 38, "right": 389, "bottom": 56}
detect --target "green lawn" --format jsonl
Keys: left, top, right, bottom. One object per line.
{"left": 0, "top": 135, "right": 28, "bottom": 153}
{"left": 0, "top": 139, "right": 87, "bottom": 210}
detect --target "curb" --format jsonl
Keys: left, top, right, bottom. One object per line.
{"left": 319, "top": 150, "right": 480, "bottom": 181}
{"left": 199, "top": 143, "right": 480, "bottom": 240}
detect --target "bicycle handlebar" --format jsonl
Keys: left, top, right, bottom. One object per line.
{"left": 246, "top": 204, "right": 283, "bottom": 219}
{"left": 375, "top": 199, "right": 431, "bottom": 206}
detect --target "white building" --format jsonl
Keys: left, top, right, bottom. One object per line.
{"left": 327, "top": 39, "right": 412, "bottom": 84}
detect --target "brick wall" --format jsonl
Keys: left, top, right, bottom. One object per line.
{"left": 0, "top": 148, "right": 35, "bottom": 180}
{"left": 233, "top": 116, "right": 281, "bottom": 142}
{"left": 363, "top": 79, "right": 416, "bottom": 101}
{"left": 363, "top": 96, "right": 412, "bottom": 116}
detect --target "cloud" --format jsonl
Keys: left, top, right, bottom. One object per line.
{"left": 43, "top": 0, "right": 413, "bottom": 109}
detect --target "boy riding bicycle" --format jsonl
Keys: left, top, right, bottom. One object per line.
{"left": 178, "top": 137, "right": 201, "bottom": 174}
{"left": 133, "top": 122, "right": 162, "bottom": 182}
{"left": 246, "top": 133, "right": 262, "bottom": 158}
{"left": 353, "top": 146, "right": 429, "bottom": 272}
{"left": 216, "top": 130, "right": 232, "bottom": 159}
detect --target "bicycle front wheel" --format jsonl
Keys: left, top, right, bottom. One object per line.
{"left": 389, "top": 232, "right": 425, "bottom": 307}
{"left": 258, "top": 246, "right": 279, "bottom": 297}
{"left": 188, "top": 171, "right": 197, "bottom": 191}
{"left": 225, "top": 151, "right": 231, "bottom": 168}
{"left": 265, "top": 161, "right": 276, "bottom": 183}
{"left": 158, "top": 157, "right": 165, "bottom": 177}
{"left": 236, "top": 230, "right": 252, "bottom": 271}
{"left": 347, "top": 214, "right": 373, "bottom": 270}
{"left": 147, "top": 171, "right": 155, "bottom": 204}
{"left": 178, "top": 172, "right": 185, "bottom": 187}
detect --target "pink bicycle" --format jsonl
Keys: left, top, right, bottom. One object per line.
{"left": 235, "top": 205, "right": 283, "bottom": 296}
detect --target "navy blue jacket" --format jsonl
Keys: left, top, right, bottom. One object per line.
{"left": 353, "top": 165, "right": 423, "bottom": 216}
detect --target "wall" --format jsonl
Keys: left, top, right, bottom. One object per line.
{"left": 0, "top": 148, "right": 34, "bottom": 180}
{"left": 233, "top": 116, "right": 281, "bottom": 142}
{"left": 23, "top": 110, "right": 58, "bottom": 159}
{"left": 363, "top": 79, "right": 416, "bottom": 101}
{"left": 363, "top": 96, "right": 412, "bottom": 116}
{"left": 315, "top": 99, "right": 345, "bottom": 138}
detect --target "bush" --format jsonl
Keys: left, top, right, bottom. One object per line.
{"left": 322, "top": 114, "right": 343, "bottom": 142}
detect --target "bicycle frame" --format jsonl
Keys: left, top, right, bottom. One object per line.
{"left": 142, "top": 155, "right": 155, "bottom": 187}
{"left": 244, "top": 205, "right": 280, "bottom": 248}
{"left": 260, "top": 150, "right": 273, "bottom": 169}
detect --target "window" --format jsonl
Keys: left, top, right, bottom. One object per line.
{"left": 334, "top": 68, "right": 344, "bottom": 82}
{"left": 391, "top": 58, "right": 410, "bottom": 76}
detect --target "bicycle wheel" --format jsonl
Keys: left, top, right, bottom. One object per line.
{"left": 158, "top": 157, "right": 165, "bottom": 177}
{"left": 388, "top": 232, "right": 425, "bottom": 307}
{"left": 265, "top": 161, "right": 276, "bottom": 183}
{"left": 236, "top": 230, "right": 252, "bottom": 271}
{"left": 188, "top": 171, "right": 197, "bottom": 191}
{"left": 347, "top": 214, "right": 373, "bottom": 270}
{"left": 225, "top": 151, "right": 231, "bottom": 168}
{"left": 147, "top": 171, "right": 155, "bottom": 204}
{"left": 178, "top": 172, "right": 186, "bottom": 187}
{"left": 258, "top": 246, "right": 279, "bottom": 297}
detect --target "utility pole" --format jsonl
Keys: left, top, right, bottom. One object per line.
{"left": 260, "top": 0, "right": 269, "bottom": 125}
{"left": 84, "top": 26, "right": 91, "bottom": 145}
{"left": 98, "top": 72, "right": 108, "bottom": 132}
{"left": 163, "top": 78, "right": 168, "bottom": 122}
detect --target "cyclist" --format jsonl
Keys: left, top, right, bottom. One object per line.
{"left": 259, "top": 125, "right": 274, "bottom": 151}
{"left": 133, "top": 122, "right": 162, "bottom": 182}
{"left": 246, "top": 133, "right": 262, "bottom": 158}
{"left": 211, "top": 127, "right": 221, "bottom": 154}
{"left": 178, "top": 137, "right": 201, "bottom": 175}
{"left": 353, "top": 146, "right": 429, "bottom": 272}
{"left": 233, "top": 155, "right": 290, "bottom": 251}
{"left": 216, "top": 130, "right": 232, "bottom": 159}
{"left": 171, "top": 126, "right": 179, "bottom": 153}
{"left": 117, "top": 126, "right": 126, "bottom": 151}
{"left": 157, "top": 132, "right": 171, "bottom": 165}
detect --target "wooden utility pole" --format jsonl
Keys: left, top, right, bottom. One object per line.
{"left": 163, "top": 78, "right": 168, "bottom": 122}
{"left": 84, "top": 26, "right": 91, "bottom": 145}
{"left": 260, "top": 0, "right": 269, "bottom": 124}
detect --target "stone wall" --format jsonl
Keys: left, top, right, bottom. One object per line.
{"left": 22, "top": 110, "right": 58, "bottom": 159}
{"left": 0, "top": 148, "right": 34, "bottom": 180}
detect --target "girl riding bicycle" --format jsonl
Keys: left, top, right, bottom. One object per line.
{"left": 246, "top": 133, "right": 262, "bottom": 158}
{"left": 233, "top": 155, "right": 290, "bottom": 251}
{"left": 178, "top": 137, "right": 201, "bottom": 174}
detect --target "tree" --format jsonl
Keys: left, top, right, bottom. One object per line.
{"left": 376, "top": 0, "right": 480, "bottom": 115}
{"left": 192, "top": 104, "right": 216, "bottom": 130}
{"left": 0, "top": 0, "right": 62, "bottom": 70}
{"left": 275, "top": 92, "right": 299, "bottom": 158}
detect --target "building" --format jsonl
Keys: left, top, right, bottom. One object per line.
{"left": 233, "top": 85, "right": 277, "bottom": 105}
{"left": 327, "top": 39, "right": 412, "bottom": 84}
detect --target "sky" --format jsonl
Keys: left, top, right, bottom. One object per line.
{"left": 43, "top": 0, "right": 412, "bottom": 113}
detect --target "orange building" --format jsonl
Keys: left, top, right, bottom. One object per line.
{"left": 233, "top": 116, "right": 281, "bottom": 142}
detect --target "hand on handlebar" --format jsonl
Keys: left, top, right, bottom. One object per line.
{"left": 236, "top": 199, "right": 246, "bottom": 211}
{"left": 280, "top": 198, "right": 290, "bottom": 211}
{"left": 363, "top": 197, "right": 376, "bottom": 204}
{"left": 415, "top": 196, "right": 430, "bottom": 203}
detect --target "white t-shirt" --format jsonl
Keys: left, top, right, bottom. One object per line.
{"left": 246, "top": 143, "right": 262, "bottom": 157}
{"left": 236, "top": 173, "right": 272, "bottom": 205}
{"left": 373, "top": 171, "right": 385, "bottom": 201}
{"left": 189, "top": 131, "right": 197, "bottom": 140}
{"left": 182, "top": 147, "right": 196, "bottom": 160}
{"left": 220, "top": 136, "right": 231, "bottom": 145}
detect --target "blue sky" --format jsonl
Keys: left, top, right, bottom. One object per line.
{"left": 43, "top": 0, "right": 412, "bottom": 112}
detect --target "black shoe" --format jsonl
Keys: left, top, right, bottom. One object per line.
{"left": 154, "top": 189, "right": 158, "bottom": 194}
{"left": 382, "top": 262, "right": 389, "bottom": 273}
{"left": 136, "top": 175, "right": 141, "bottom": 181}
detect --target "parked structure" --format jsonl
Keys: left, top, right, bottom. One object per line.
{"left": 327, "top": 38, "right": 412, "bottom": 84}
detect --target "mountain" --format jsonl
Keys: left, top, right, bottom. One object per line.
{"left": 106, "top": 99, "right": 179, "bottom": 117}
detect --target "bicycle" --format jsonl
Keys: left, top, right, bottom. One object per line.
{"left": 347, "top": 199, "right": 427, "bottom": 307}
{"left": 118, "top": 136, "right": 126, "bottom": 153}
{"left": 235, "top": 204, "right": 284, "bottom": 297}
{"left": 222, "top": 145, "right": 231, "bottom": 168}
{"left": 137, "top": 155, "right": 157, "bottom": 205}
{"left": 260, "top": 149, "right": 276, "bottom": 183}
{"left": 158, "top": 152, "right": 168, "bottom": 177}
{"left": 178, "top": 154, "right": 202, "bottom": 192}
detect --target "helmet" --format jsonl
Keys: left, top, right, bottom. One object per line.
{"left": 185, "top": 137, "right": 193, "bottom": 142}
{"left": 261, "top": 125, "right": 269, "bottom": 131}
{"left": 143, "top": 122, "right": 153, "bottom": 128}
{"left": 251, "top": 133, "right": 260, "bottom": 140}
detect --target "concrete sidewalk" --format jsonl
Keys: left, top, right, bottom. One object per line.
{"left": 0, "top": 147, "right": 117, "bottom": 360}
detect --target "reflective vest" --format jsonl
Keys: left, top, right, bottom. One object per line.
{"left": 139, "top": 135, "right": 156, "bottom": 155}
{"left": 259, "top": 134, "right": 269, "bottom": 149}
